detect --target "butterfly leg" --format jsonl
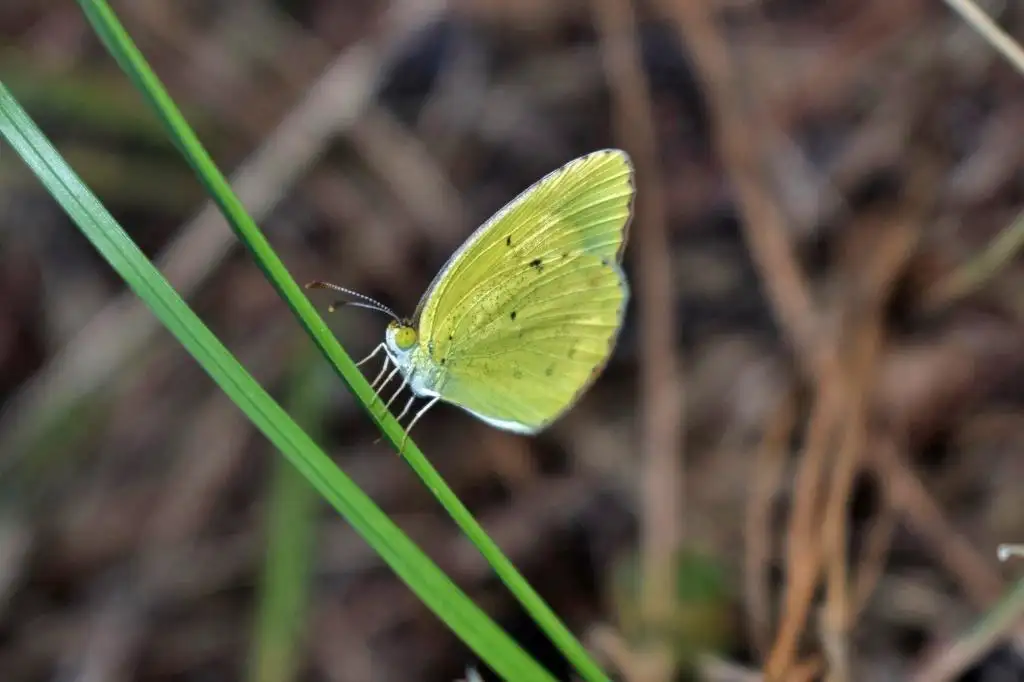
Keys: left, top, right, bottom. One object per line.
{"left": 365, "top": 366, "right": 406, "bottom": 439}
{"left": 363, "top": 348, "right": 392, "bottom": 410}
{"left": 394, "top": 393, "right": 417, "bottom": 423}
{"left": 384, "top": 375, "right": 409, "bottom": 412}
{"left": 373, "top": 392, "right": 418, "bottom": 447}
{"left": 367, "top": 354, "right": 391, "bottom": 390}
{"left": 398, "top": 395, "right": 440, "bottom": 456}
{"left": 355, "top": 343, "right": 385, "bottom": 368}
{"left": 370, "top": 364, "right": 401, "bottom": 413}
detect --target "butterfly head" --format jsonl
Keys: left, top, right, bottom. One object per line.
{"left": 385, "top": 319, "right": 418, "bottom": 352}
{"left": 383, "top": 319, "right": 420, "bottom": 380}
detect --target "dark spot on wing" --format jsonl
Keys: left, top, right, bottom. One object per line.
{"left": 440, "top": 358, "right": 446, "bottom": 365}
{"left": 529, "top": 258, "right": 543, "bottom": 271}
{"left": 561, "top": 252, "right": 568, "bottom": 259}
{"left": 600, "top": 257, "right": 609, "bottom": 266}
{"left": 513, "top": 367, "right": 523, "bottom": 379}
{"left": 506, "top": 235, "right": 512, "bottom": 247}
{"left": 510, "top": 311, "right": 517, "bottom": 320}
{"left": 448, "top": 333, "right": 454, "bottom": 340}
{"left": 545, "top": 364, "right": 555, "bottom": 377}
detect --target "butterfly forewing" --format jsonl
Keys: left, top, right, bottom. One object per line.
{"left": 415, "top": 149, "right": 634, "bottom": 432}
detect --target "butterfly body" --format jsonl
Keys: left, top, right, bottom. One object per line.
{"left": 315, "top": 148, "right": 635, "bottom": 441}
{"left": 381, "top": 319, "right": 443, "bottom": 407}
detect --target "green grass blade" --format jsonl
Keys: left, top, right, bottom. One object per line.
{"left": 250, "top": 345, "right": 324, "bottom": 682}
{"left": 0, "top": 82, "right": 555, "bottom": 682}
{"left": 73, "top": 2, "right": 612, "bottom": 680}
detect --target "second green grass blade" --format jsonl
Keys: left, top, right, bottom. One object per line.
{"left": 249, "top": 345, "right": 323, "bottom": 682}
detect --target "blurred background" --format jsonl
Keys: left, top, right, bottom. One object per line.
{"left": 2, "top": 0, "right": 1024, "bottom": 681}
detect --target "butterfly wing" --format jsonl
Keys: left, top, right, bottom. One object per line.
{"left": 415, "top": 149, "right": 634, "bottom": 433}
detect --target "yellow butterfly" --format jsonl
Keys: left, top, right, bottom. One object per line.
{"left": 308, "top": 149, "right": 634, "bottom": 447}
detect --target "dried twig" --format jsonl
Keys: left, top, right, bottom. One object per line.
{"left": 651, "top": 3, "right": 835, "bottom": 678}
{"left": 593, "top": 0, "right": 684, "bottom": 658}
{"left": 744, "top": 388, "right": 796, "bottom": 659}
{"left": 867, "top": 439, "right": 1005, "bottom": 609}
{"left": 925, "top": 208, "right": 1024, "bottom": 309}
{"left": 820, "top": 211, "right": 921, "bottom": 682}
{"left": 654, "top": 0, "right": 827, "bottom": 383}
{"left": 769, "top": 369, "right": 843, "bottom": 681}
{"left": 909, "top": 579, "right": 1024, "bottom": 682}
{"left": 943, "top": 0, "right": 1024, "bottom": 77}
{"left": 999, "top": 545, "right": 1024, "bottom": 561}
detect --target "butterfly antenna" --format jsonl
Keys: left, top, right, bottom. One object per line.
{"left": 305, "top": 280, "right": 399, "bottom": 320}
{"left": 332, "top": 300, "right": 394, "bottom": 316}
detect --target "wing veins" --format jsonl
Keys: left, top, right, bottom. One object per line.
{"left": 459, "top": 346, "right": 604, "bottom": 363}
{"left": 458, "top": 267, "right": 625, "bottom": 341}
{"left": 448, "top": 266, "right": 621, "bottom": 347}
{"left": 428, "top": 159, "right": 628, "bottom": 319}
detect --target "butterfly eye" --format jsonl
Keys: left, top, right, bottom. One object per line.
{"left": 394, "top": 326, "right": 418, "bottom": 350}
